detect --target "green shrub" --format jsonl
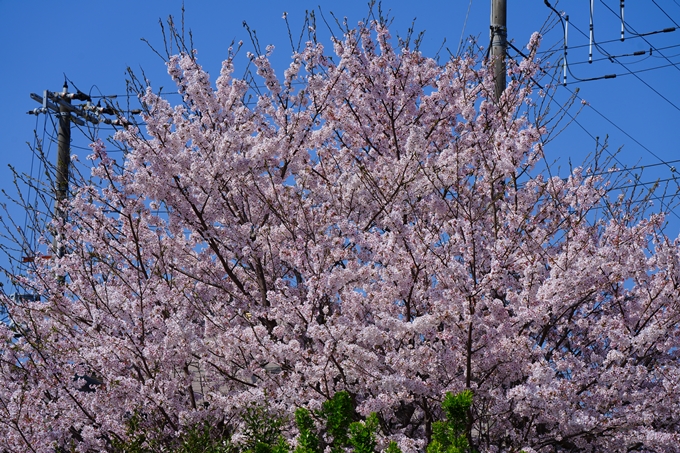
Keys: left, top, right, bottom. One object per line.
{"left": 427, "top": 390, "right": 474, "bottom": 453}
{"left": 110, "top": 415, "right": 231, "bottom": 453}
{"left": 294, "top": 408, "right": 320, "bottom": 453}
{"left": 240, "top": 403, "right": 290, "bottom": 453}
{"left": 348, "top": 413, "right": 379, "bottom": 453}
{"left": 320, "top": 391, "right": 353, "bottom": 452}
{"left": 111, "top": 391, "right": 484, "bottom": 453}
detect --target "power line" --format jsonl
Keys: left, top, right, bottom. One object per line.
{"left": 566, "top": 59, "right": 680, "bottom": 82}
{"left": 568, "top": 49, "right": 653, "bottom": 66}
{"left": 535, "top": 28, "right": 675, "bottom": 56}
{"left": 599, "top": 0, "right": 680, "bottom": 75}
{"left": 456, "top": 0, "right": 474, "bottom": 56}
{"left": 614, "top": 175, "right": 680, "bottom": 191}
{"left": 506, "top": 40, "right": 675, "bottom": 173}
{"left": 506, "top": 40, "right": 680, "bottom": 220}
{"left": 563, "top": 84, "right": 675, "bottom": 170}
{"left": 566, "top": 19, "right": 680, "bottom": 112}
{"left": 651, "top": 0, "right": 680, "bottom": 28}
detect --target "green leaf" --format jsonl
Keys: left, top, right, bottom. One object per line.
{"left": 385, "top": 441, "right": 402, "bottom": 453}
{"left": 294, "top": 408, "right": 320, "bottom": 453}
{"left": 320, "top": 391, "right": 354, "bottom": 452}
{"left": 348, "top": 413, "right": 379, "bottom": 453}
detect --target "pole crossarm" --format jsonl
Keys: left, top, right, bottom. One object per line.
{"left": 27, "top": 84, "right": 136, "bottom": 127}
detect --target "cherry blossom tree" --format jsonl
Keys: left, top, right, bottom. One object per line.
{"left": 2, "top": 18, "right": 680, "bottom": 453}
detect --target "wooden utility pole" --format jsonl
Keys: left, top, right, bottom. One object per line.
{"left": 54, "top": 83, "right": 72, "bottom": 259}
{"left": 28, "top": 83, "right": 129, "bottom": 260}
{"left": 491, "top": 0, "right": 507, "bottom": 101}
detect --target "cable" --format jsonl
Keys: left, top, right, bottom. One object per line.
{"left": 599, "top": 0, "right": 680, "bottom": 75}
{"left": 652, "top": 43, "right": 680, "bottom": 52}
{"left": 589, "top": 158, "right": 680, "bottom": 177}
{"left": 456, "top": 0, "right": 474, "bottom": 56}
{"left": 567, "top": 20, "right": 680, "bottom": 112}
{"left": 566, "top": 60, "right": 680, "bottom": 81}
{"left": 506, "top": 41, "right": 677, "bottom": 174}
{"left": 567, "top": 50, "right": 653, "bottom": 66}
{"left": 565, "top": 85, "right": 675, "bottom": 170}
{"left": 652, "top": 0, "right": 680, "bottom": 28}
{"left": 614, "top": 176, "right": 680, "bottom": 191}
{"left": 19, "top": 115, "right": 42, "bottom": 281}
{"left": 90, "top": 91, "right": 182, "bottom": 98}
{"left": 543, "top": 0, "right": 680, "bottom": 100}
{"left": 534, "top": 29, "right": 672, "bottom": 56}
{"left": 506, "top": 44, "right": 680, "bottom": 221}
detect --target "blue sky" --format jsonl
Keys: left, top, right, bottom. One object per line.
{"left": 0, "top": 0, "right": 679, "bottom": 279}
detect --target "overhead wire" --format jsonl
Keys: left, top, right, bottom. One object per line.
{"left": 534, "top": 28, "right": 674, "bottom": 56}
{"left": 542, "top": 0, "right": 680, "bottom": 112}
{"left": 506, "top": 38, "right": 680, "bottom": 221}
{"left": 651, "top": 0, "right": 680, "bottom": 28}
{"left": 456, "top": 0, "right": 474, "bottom": 56}
{"left": 649, "top": 42, "right": 680, "bottom": 54}
{"left": 566, "top": 60, "right": 680, "bottom": 81}
{"left": 598, "top": 0, "right": 680, "bottom": 74}
{"left": 20, "top": 15, "right": 680, "bottom": 241}
{"left": 589, "top": 158, "right": 680, "bottom": 177}
{"left": 615, "top": 175, "right": 680, "bottom": 191}
{"left": 561, "top": 72, "right": 676, "bottom": 173}
{"left": 567, "top": 19, "right": 680, "bottom": 112}
{"left": 18, "top": 114, "right": 42, "bottom": 283}
{"left": 14, "top": 110, "right": 56, "bottom": 283}
{"left": 568, "top": 49, "right": 653, "bottom": 66}
{"left": 543, "top": 0, "right": 680, "bottom": 100}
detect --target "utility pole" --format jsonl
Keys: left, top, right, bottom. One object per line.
{"left": 54, "top": 83, "right": 72, "bottom": 259}
{"left": 27, "top": 83, "right": 130, "bottom": 261}
{"left": 491, "top": 0, "right": 507, "bottom": 101}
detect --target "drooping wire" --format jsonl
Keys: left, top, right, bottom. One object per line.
{"left": 568, "top": 20, "right": 680, "bottom": 112}
{"left": 566, "top": 60, "right": 680, "bottom": 80}
{"left": 535, "top": 28, "right": 672, "bottom": 56}
{"left": 568, "top": 49, "right": 654, "bottom": 66}
{"left": 599, "top": 0, "right": 678, "bottom": 39}
{"left": 544, "top": 1, "right": 680, "bottom": 111}
{"left": 544, "top": 0, "right": 680, "bottom": 92}
{"left": 599, "top": 0, "right": 680, "bottom": 75}
{"left": 562, "top": 83, "right": 674, "bottom": 171}
{"left": 23, "top": 114, "right": 41, "bottom": 249}
{"left": 505, "top": 42, "right": 680, "bottom": 220}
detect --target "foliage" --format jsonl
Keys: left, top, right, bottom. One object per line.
{"left": 110, "top": 415, "right": 232, "bottom": 453}
{"left": 2, "top": 11, "right": 680, "bottom": 453}
{"left": 109, "top": 392, "right": 389, "bottom": 453}
{"left": 348, "top": 413, "right": 380, "bottom": 453}
{"left": 427, "top": 391, "right": 473, "bottom": 453}
{"left": 385, "top": 441, "right": 403, "bottom": 453}
{"left": 240, "top": 403, "right": 289, "bottom": 453}
{"left": 320, "top": 390, "right": 354, "bottom": 452}
{"left": 176, "top": 423, "right": 232, "bottom": 453}
{"left": 302, "top": 390, "right": 382, "bottom": 453}
{"left": 293, "top": 408, "right": 320, "bottom": 453}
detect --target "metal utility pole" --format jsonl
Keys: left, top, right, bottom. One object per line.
{"left": 491, "top": 0, "right": 507, "bottom": 101}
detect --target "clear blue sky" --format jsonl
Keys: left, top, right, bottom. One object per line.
{"left": 1, "top": 0, "right": 679, "bottom": 279}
